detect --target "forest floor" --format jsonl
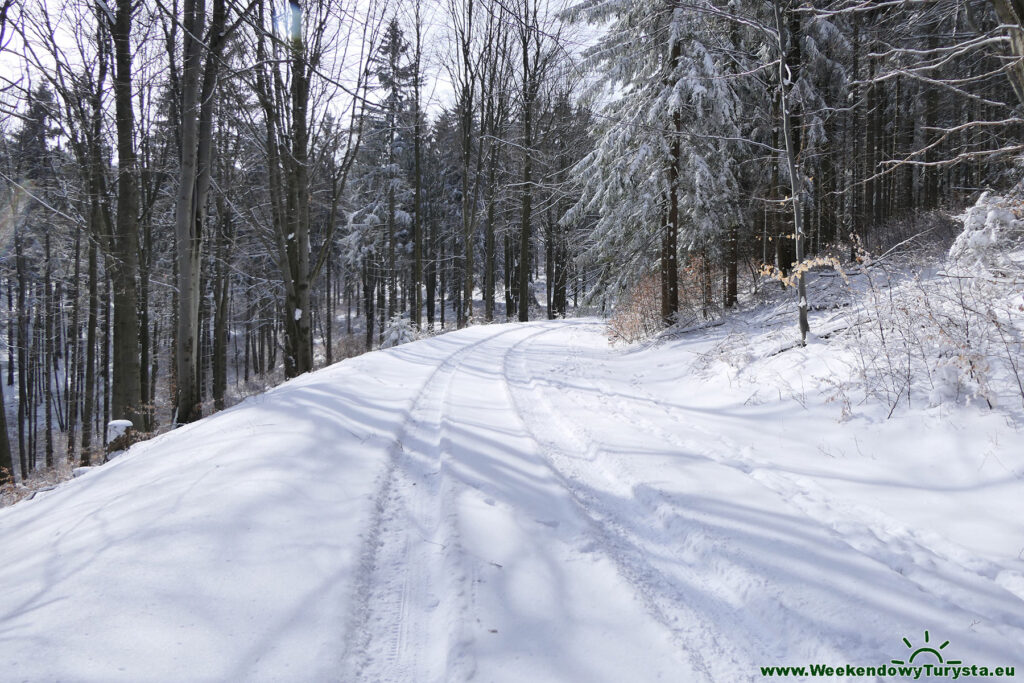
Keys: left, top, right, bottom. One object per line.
{"left": 1, "top": 260, "right": 1023, "bottom": 681}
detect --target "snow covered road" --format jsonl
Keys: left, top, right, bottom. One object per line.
{"left": 2, "top": 320, "right": 1023, "bottom": 682}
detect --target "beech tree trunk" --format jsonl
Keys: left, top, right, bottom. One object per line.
{"left": 109, "top": 0, "right": 143, "bottom": 429}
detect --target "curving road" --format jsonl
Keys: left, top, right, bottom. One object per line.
{"left": 1, "top": 320, "right": 1022, "bottom": 682}
{"left": 338, "top": 320, "right": 1024, "bottom": 682}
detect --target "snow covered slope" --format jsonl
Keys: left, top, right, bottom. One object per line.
{"left": 1, "top": 319, "right": 1022, "bottom": 682}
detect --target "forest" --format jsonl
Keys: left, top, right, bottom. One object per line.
{"left": 0, "top": 0, "right": 1022, "bottom": 486}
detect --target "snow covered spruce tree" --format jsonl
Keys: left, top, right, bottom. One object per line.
{"left": 564, "top": 0, "right": 745, "bottom": 327}
{"left": 370, "top": 17, "right": 416, "bottom": 329}
{"left": 346, "top": 17, "right": 416, "bottom": 349}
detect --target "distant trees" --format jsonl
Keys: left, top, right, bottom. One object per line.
{"left": 566, "top": 0, "right": 1019, "bottom": 337}
{"left": 0, "top": 0, "right": 1020, "bottom": 486}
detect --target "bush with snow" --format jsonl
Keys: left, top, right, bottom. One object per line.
{"left": 949, "top": 190, "right": 1024, "bottom": 273}
{"left": 839, "top": 191, "right": 1024, "bottom": 413}
{"left": 381, "top": 315, "right": 416, "bottom": 349}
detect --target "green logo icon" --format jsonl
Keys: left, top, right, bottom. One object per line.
{"left": 891, "top": 630, "right": 962, "bottom": 666}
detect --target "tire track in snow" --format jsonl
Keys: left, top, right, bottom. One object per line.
{"left": 428, "top": 325, "right": 546, "bottom": 682}
{"left": 341, "top": 326, "right": 531, "bottom": 682}
{"left": 407, "top": 324, "right": 547, "bottom": 681}
{"left": 550, "top": 323, "right": 1024, "bottom": 648}
{"left": 497, "top": 321, "right": 757, "bottom": 681}
{"left": 516, "top": 324, "right": 886, "bottom": 666}
{"left": 598, "top": 343, "right": 1024, "bottom": 640}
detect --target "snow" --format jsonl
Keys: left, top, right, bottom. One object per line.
{"left": 951, "top": 191, "right": 1024, "bottom": 268}
{"left": 1, "top": 313, "right": 1022, "bottom": 681}
{"left": 106, "top": 419, "right": 134, "bottom": 442}
{"left": 294, "top": 307, "right": 302, "bottom": 321}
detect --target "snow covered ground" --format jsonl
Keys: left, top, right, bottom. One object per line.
{"left": 1, "top": 309, "right": 1023, "bottom": 681}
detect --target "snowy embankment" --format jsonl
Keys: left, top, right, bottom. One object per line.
{"left": 1, "top": 274, "right": 1023, "bottom": 680}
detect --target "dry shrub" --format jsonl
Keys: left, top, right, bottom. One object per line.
{"left": 679, "top": 253, "right": 719, "bottom": 322}
{"left": 331, "top": 333, "right": 367, "bottom": 362}
{"left": 609, "top": 273, "right": 663, "bottom": 344}
{"left": 1, "top": 460, "right": 76, "bottom": 509}
{"left": 609, "top": 258, "right": 727, "bottom": 343}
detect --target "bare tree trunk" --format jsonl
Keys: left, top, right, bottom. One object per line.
{"left": 212, "top": 204, "right": 231, "bottom": 411}
{"left": 173, "top": 0, "right": 203, "bottom": 425}
{"left": 325, "top": 255, "right": 333, "bottom": 365}
{"left": 173, "top": 0, "right": 234, "bottom": 423}
{"left": 109, "top": 0, "right": 143, "bottom": 431}
{"left": 0, "top": 375, "right": 12, "bottom": 483}
{"left": 15, "top": 229, "right": 27, "bottom": 479}
{"left": 452, "top": 0, "right": 477, "bottom": 328}
{"left": 519, "top": 107, "right": 532, "bottom": 324}
{"left": 518, "top": 14, "right": 535, "bottom": 324}
{"left": 43, "top": 235, "right": 53, "bottom": 468}
{"left": 65, "top": 230, "right": 81, "bottom": 462}
{"left": 81, "top": 237, "right": 98, "bottom": 464}
{"left": 364, "top": 262, "right": 374, "bottom": 352}
{"left": 425, "top": 213, "right": 437, "bottom": 328}
{"left": 412, "top": 2, "right": 424, "bottom": 330}
{"left": 139, "top": 209, "right": 154, "bottom": 431}
{"left": 775, "top": 0, "right": 809, "bottom": 344}
{"left": 725, "top": 224, "right": 738, "bottom": 308}
{"left": 505, "top": 232, "right": 515, "bottom": 319}
{"left": 848, "top": 21, "right": 860, "bottom": 258}
{"left": 662, "top": 31, "right": 683, "bottom": 325}
{"left": 6, "top": 282, "right": 12, "bottom": 388}
{"left": 923, "top": 30, "right": 939, "bottom": 209}
{"left": 460, "top": 93, "right": 475, "bottom": 327}
{"left": 484, "top": 146, "right": 498, "bottom": 321}
{"left": 101, "top": 277, "right": 111, "bottom": 446}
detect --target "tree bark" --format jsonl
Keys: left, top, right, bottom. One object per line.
{"left": 775, "top": 0, "right": 809, "bottom": 344}
{"left": 109, "top": 0, "right": 143, "bottom": 429}
{"left": 725, "top": 224, "right": 738, "bottom": 308}
{"left": 0, "top": 375, "right": 12, "bottom": 483}
{"left": 662, "top": 32, "right": 682, "bottom": 325}
{"left": 412, "top": 3, "right": 424, "bottom": 329}
{"left": 174, "top": 0, "right": 234, "bottom": 423}
{"left": 173, "top": 0, "right": 203, "bottom": 425}
{"left": 518, "top": 43, "right": 534, "bottom": 323}
{"left": 81, "top": 237, "right": 98, "bottom": 464}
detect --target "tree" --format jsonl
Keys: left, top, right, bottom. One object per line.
{"left": 171, "top": 0, "right": 247, "bottom": 425}
{"left": 0, "top": 376, "right": 11, "bottom": 483}
{"left": 107, "top": 0, "right": 144, "bottom": 429}
{"left": 447, "top": 0, "right": 479, "bottom": 327}
{"left": 249, "top": 0, "right": 376, "bottom": 376}
{"left": 565, "top": 0, "right": 743, "bottom": 323}
{"left": 408, "top": 1, "right": 427, "bottom": 329}
{"left": 775, "top": 0, "right": 809, "bottom": 344}
{"left": 988, "top": 0, "right": 1024, "bottom": 107}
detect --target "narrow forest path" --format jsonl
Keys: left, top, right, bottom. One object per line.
{"left": 1, "top": 320, "right": 1022, "bottom": 682}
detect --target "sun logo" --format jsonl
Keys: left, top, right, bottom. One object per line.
{"left": 891, "top": 630, "right": 962, "bottom": 666}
